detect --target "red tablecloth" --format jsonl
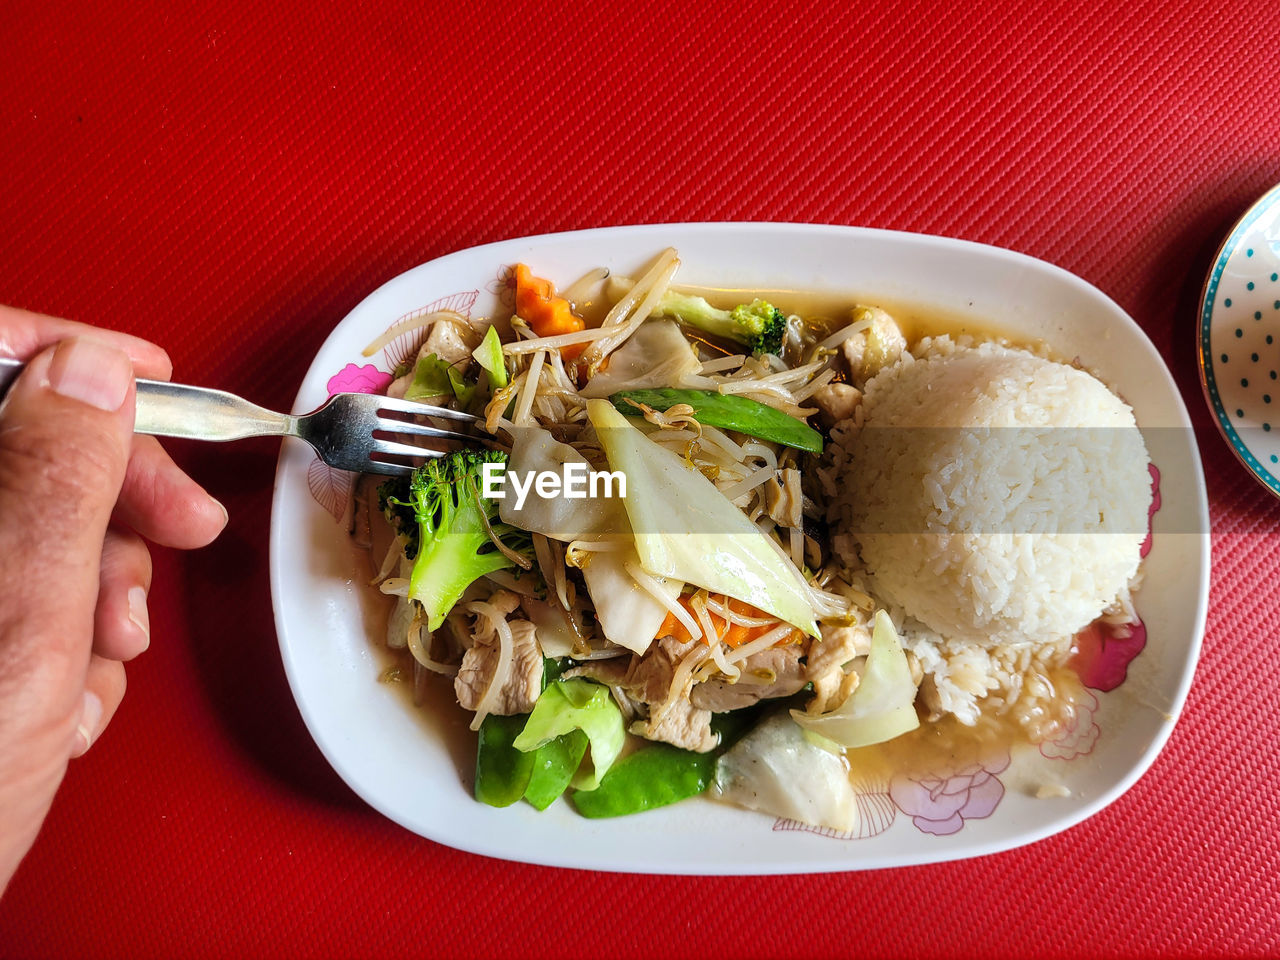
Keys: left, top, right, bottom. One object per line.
{"left": 0, "top": 2, "right": 1277, "bottom": 957}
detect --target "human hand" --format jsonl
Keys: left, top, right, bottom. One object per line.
{"left": 0, "top": 305, "right": 227, "bottom": 893}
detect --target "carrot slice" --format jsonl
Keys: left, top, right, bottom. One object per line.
{"left": 653, "top": 596, "right": 791, "bottom": 649}
{"left": 514, "top": 263, "right": 586, "bottom": 359}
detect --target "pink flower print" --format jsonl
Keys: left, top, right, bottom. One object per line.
{"left": 1068, "top": 461, "right": 1158, "bottom": 691}
{"left": 1071, "top": 618, "right": 1147, "bottom": 692}
{"left": 326, "top": 363, "right": 393, "bottom": 397}
{"left": 1140, "top": 462, "right": 1161, "bottom": 559}
{"left": 889, "top": 751, "right": 1010, "bottom": 836}
{"left": 1039, "top": 687, "right": 1100, "bottom": 761}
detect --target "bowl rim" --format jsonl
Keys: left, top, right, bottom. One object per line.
{"left": 269, "top": 222, "right": 1211, "bottom": 873}
{"left": 1197, "top": 181, "right": 1280, "bottom": 501}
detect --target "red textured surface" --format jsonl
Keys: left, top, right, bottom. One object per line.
{"left": 0, "top": 1, "right": 1277, "bottom": 956}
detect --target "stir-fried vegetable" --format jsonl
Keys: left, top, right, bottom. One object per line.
{"left": 497, "top": 425, "right": 627, "bottom": 540}
{"left": 472, "top": 325, "right": 509, "bottom": 389}
{"left": 713, "top": 711, "right": 861, "bottom": 832}
{"left": 474, "top": 714, "right": 537, "bottom": 807}
{"left": 364, "top": 252, "right": 961, "bottom": 834}
{"left": 578, "top": 547, "right": 681, "bottom": 655}
{"left": 571, "top": 709, "right": 758, "bottom": 817}
{"left": 511, "top": 678, "right": 625, "bottom": 790}
{"left": 522, "top": 729, "right": 589, "bottom": 810}
{"left": 655, "top": 596, "right": 788, "bottom": 648}
{"left": 571, "top": 743, "right": 717, "bottom": 818}
{"left": 474, "top": 714, "right": 589, "bottom": 810}
{"left": 514, "top": 263, "right": 587, "bottom": 359}
{"left": 579, "top": 320, "right": 702, "bottom": 398}
{"left": 383, "top": 451, "right": 532, "bottom": 631}
{"left": 655, "top": 292, "right": 788, "bottom": 356}
{"left": 587, "top": 399, "right": 818, "bottom": 637}
{"left": 611, "top": 388, "right": 824, "bottom": 453}
{"left": 790, "top": 610, "right": 920, "bottom": 748}
{"left": 404, "top": 352, "right": 474, "bottom": 406}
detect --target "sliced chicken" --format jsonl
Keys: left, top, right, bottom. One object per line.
{"left": 455, "top": 618, "right": 542, "bottom": 715}
{"left": 479, "top": 589, "right": 522, "bottom": 620}
{"left": 567, "top": 636, "right": 718, "bottom": 752}
{"left": 808, "top": 665, "right": 860, "bottom": 716}
{"left": 631, "top": 698, "right": 717, "bottom": 754}
{"left": 386, "top": 318, "right": 485, "bottom": 402}
{"left": 454, "top": 590, "right": 541, "bottom": 715}
{"left": 811, "top": 382, "right": 862, "bottom": 428}
{"left": 563, "top": 656, "right": 630, "bottom": 687}
{"left": 842, "top": 307, "right": 907, "bottom": 387}
{"left": 423, "top": 316, "right": 483, "bottom": 365}
{"left": 626, "top": 635, "right": 696, "bottom": 703}
{"left": 807, "top": 623, "right": 870, "bottom": 676}
{"left": 386, "top": 372, "right": 414, "bottom": 400}
{"left": 802, "top": 622, "right": 869, "bottom": 714}
{"left": 690, "top": 644, "right": 808, "bottom": 712}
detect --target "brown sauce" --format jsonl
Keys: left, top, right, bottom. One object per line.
{"left": 357, "top": 501, "right": 479, "bottom": 783}
{"left": 670, "top": 282, "right": 1028, "bottom": 350}
{"left": 842, "top": 658, "right": 1089, "bottom": 786}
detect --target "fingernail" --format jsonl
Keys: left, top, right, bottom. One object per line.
{"left": 128, "top": 585, "right": 150, "bottom": 650}
{"left": 47, "top": 338, "right": 132, "bottom": 412}
{"left": 213, "top": 497, "right": 229, "bottom": 527}
{"left": 76, "top": 689, "right": 103, "bottom": 755}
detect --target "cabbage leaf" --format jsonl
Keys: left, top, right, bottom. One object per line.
{"left": 579, "top": 320, "right": 701, "bottom": 398}
{"left": 405, "top": 352, "right": 473, "bottom": 406}
{"left": 472, "top": 324, "right": 509, "bottom": 389}
{"left": 712, "top": 711, "right": 860, "bottom": 832}
{"left": 579, "top": 547, "right": 680, "bottom": 655}
{"left": 790, "top": 610, "right": 919, "bottom": 748}
{"left": 497, "top": 425, "right": 628, "bottom": 541}
{"left": 512, "top": 678, "right": 625, "bottom": 790}
{"left": 586, "top": 399, "right": 817, "bottom": 636}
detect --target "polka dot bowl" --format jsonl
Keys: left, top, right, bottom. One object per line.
{"left": 1199, "top": 181, "right": 1280, "bottom": 499}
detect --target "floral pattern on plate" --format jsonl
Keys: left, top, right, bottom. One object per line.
{"left": 306, "top": 289, "right": 479, "bottom": 518}
{"left": 890, "top": 752, "right": 1010, "bottom": 836}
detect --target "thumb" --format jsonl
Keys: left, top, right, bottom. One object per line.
{"left": 0, "top": 337, "right": 135, "bottom": 674}
{"left": 0, "top": 337, "right": 136, "bottom": 894}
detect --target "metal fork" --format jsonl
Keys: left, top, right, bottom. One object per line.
{"left": 0, "top": 356, "right": 480, "bottom": 477}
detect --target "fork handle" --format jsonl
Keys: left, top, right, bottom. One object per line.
{"left": 0, "top": 356, "right": 296, "bottom": 441}
{"left": 132, "top": 379, "right": 297, "bottom": 440}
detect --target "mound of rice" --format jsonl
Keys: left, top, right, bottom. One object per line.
{"left": 830, "top": 337, "right": 1151, "bottom": 650}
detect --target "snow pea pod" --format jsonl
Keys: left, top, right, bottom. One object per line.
{"left": 476, "top": 711, "right": 592, "bottom": 810}
{"left": 474, "top": 714, "right": 535, "bottom": 807}
{"left": 570, "top": 744, "right": 717, "bottom": 819}
{"left": 523, "top": 729, "right": 588, "bottom": 811}
{"left": 609, "top": 388, "right": 823, "bottom": 453}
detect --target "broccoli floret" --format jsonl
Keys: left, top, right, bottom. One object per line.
{"left": 378, "top": 476, "right": 419, "bottom": 559}
{"left": 656, "top": 292, "right": 788, "bottom": 356}
{"left": 383, "top": 449, "right": 530, "bottom": 630}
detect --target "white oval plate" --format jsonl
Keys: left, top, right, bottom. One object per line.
{"left": 270, "top": 224, "right": 1209, "bottom": 874}
{"left": 1199, "top": 182, "right": 1280, "bottom": 498}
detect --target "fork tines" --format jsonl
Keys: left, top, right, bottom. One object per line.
{"left": 368, "top": 396, "right": 486, "bottom": 476}
{"left": 374, "top": 394, "right": 482, "bottom": 424}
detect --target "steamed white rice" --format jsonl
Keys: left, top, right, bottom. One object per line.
{"left": 824, "top": 336, "right": 1151, "bottom": 726}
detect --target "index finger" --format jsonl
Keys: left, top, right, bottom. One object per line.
{"left": 0, "top": 304, "right": 173, "bottom": 381}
